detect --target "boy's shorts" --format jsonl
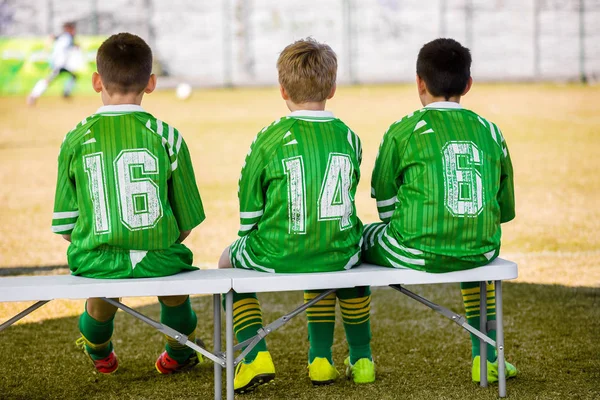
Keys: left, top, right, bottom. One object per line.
{"left": 228, "top": 234, "right": 361, "bottom": 274}
{"left": 362, "top": 222, "right": 498, "bottom": 273}
{"left": 67, "top": 242, "right": 196, "bottom": 279}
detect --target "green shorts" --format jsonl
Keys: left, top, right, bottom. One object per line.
{"left": 362, "top": 222, "right": 498, "bottom": 273}
{"left": 67, "top": 243, "right": 196, "bottom": 279}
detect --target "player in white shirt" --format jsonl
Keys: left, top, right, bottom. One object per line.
{"left": 27, "top": 22, "right": 79, "bottom": 106}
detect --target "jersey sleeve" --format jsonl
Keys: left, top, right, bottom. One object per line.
{"left": 371, "top": 120, "right": 413, "bottom": 223}
{"left": 237, "top": 134, "right": 266, "bottom": 237}
{"left": 497, "top": 135, "right": 515, "bottom": 223}
{"left": 168, "top": 138, "right": 206, "bottom": 231}
{"left": 52, "top": 140, "right": 79, "bottom": 234}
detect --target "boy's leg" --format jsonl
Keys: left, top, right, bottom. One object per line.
{"left": 62, "top": 69, "right": 77, "bottom": 98}
{"left": 78, "top": 298, "right": 118, "bottom": 362}
{"left": 222, "top": 292, "right": 268, "bottom": 362}
{"left": 461, "top": 281, "right": 517, "bottom": 382}
{"left": 338, "top": 286, "right": 375, "bottom": 384}
{"left": 460, "top": 281, "right": 497, "bottom": 362}
{"left": 157, "top": 295, "right": 198, "bottom": 365}
{"left": 337, "top": 287, "right": 372, "bottom": 363}
{"left": 305, "top": 290, "right": 337, "bottom": 364}
{"left": 361, "top": 223, "right": 394, "bottom": 267}
{"left": 221, "top": 241, "right": 275, "bottom": 392}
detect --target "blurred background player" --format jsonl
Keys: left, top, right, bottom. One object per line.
{"left": 362, "top": 38, "right": 517, "bottom": 384}
{"left": 51, "top": 33, "right": 206, "bottom": 375}
{"left": 218, "top": 38, "right": 374, "bottom": 394}
{"left": 27, "top": 21, "right": 79, "bottom": 105}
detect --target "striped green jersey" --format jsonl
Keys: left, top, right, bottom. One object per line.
{"left": 52, "top": 104, "right": 205, "bottom": 251}
{"left": 237, "top": 110, "right": 363, "bottom": 273}
{"left": 372, "top": 102, "right": 515, "bottom": 270}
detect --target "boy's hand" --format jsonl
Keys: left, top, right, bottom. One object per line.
{"left": 177, "top": 230, "right": 192, "bottom": 243}
{"left": 61, "top": 234, "right": 72, "bottom": 242}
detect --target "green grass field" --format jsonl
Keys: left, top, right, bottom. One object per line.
{"left": 0, "top": 84, "right": 599, "bottom": 399}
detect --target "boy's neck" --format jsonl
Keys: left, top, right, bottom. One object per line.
{"left": 286, "top": 99, "right": 327, "bottom": 112}
{"left": 420, "top": 93, "right": 461, "bottom": 107}
{"left": 101, "top": 91, "right": 145, "bottom": 106}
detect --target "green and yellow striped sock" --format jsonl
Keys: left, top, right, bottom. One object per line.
{"left": 224, "top": 292, "right": 267, "bottom": 363}
{"left": 160, "top": 297, "right": 198, "bottom": 363}
{"left": 78, "top": 309, "right": 114, "bottom": 360}
{"left": 338, "top": 287, "right": 372, "bottom": 364}
{"left": 305, "top": 290, "right": 337, "bottom": 363}
{"left": 461, "top": 281, "right": 497, "bottom": 362}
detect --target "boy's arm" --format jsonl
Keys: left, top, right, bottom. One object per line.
{"left": 168, "top": 137, "right": 206, "bottom": 234}
{"left": 52, "top": 141, "right": 79, "bottom": 235}
{"left": 237, "top": 134, "right": 266, "bottom": 237}
{"left": 371, "top": 125, "right": 408, "bottom": 223}
{"left": 497, "top": 135, "right": 515, "bottom": 223}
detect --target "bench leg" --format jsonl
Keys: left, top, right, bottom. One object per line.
{"left": 479, "top": 281, "right": 488, "bottom": 388}
{"left": 496, "top": 280, "right": 506, "bottom": 398}
{"left": 225, "top": 290, "right": 234, "bottom": 400}
{"left": 214, "top": 294, "right": 222, "bottom": 400}
{"left": 99, "top": 298, "right": 226, "bottom": 366}
{"left": 0, "top": 300, "right": 50, "bottom": 333}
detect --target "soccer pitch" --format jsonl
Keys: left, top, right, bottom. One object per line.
{"left": 0, "top": 84, "right": 599, "bottom": 399}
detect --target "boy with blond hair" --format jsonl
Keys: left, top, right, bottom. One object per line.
{"left": 218, "top": 38, "right": 375, "bottom": 393}
{"left": 363, "top": 38, "right": 517, "bottom": 383}
{"left": 52, "top": 33, "right": 205, "bottom": 374}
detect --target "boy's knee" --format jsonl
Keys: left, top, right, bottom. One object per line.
{"left": 158, "top": 295, "right": 189, "bottom": 307}
{"left": 86, "top": 298, "right": 118, "bottom": 322}
{"left": 218, "top": 247, "right": 232, "bottom": 269}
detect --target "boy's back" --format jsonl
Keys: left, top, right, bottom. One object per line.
{"left": 54, "top": 105, "right": 203, "bottom": 251}
{"left": 235, "top": 110, "right": 362, "bottom": 273}
{"left": 371, "top": 103, "right": 514, "bottom": 271}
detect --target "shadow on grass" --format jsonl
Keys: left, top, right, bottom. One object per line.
{"left": 0, "top": 282, "right": 598, "bottom": 400}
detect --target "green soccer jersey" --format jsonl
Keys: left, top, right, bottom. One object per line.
{"left": 233, "top": 110, "right": 363, "bottom": 273}
{"left": 370, "top": 102, "right": 515, "bottom": 271}
{"left": 52, "top": 104, "right": 205, "bottom": 251}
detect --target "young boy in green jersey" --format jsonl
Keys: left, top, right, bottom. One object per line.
{"left": 363, "top": 38, "right": 517, "bottom": 383}
{"left": 51, "top": 33, "right": 206, "bottom": 375}
{"left": 218, "top": 38, "right": 374, "bottom": 393}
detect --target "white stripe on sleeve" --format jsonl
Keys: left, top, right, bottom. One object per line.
{"left": 53, "top": 211, "right": 79, "bottom": 219}
{"left": 52, "top": 223, "right": 76, "bottom": 233}
{"left": 240, "top": 210, "right": 264, "bottom": 219}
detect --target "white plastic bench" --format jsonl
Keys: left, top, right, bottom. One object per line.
{"left": 0, "top": 259, "right": 517, "bottom": 399}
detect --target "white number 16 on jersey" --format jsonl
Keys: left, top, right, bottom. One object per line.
{"left": 282, "top": 153, "right": 354, "bottom": 234}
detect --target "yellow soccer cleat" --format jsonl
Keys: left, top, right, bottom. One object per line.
{"left": 234, "top": 351, "right": 276, "bottom": 394}
{"left": 471, "top": 355, "right": 518, "bottom": 383}
{"left": 308, "top": 357, "right": 340, "bottom": 385}
{"left": 344, "top": 357, "right": 376, "bottom": 384}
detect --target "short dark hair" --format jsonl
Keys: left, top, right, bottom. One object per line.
{"left": 416, "top": 38, "right": 471, "bottom": 100}
{"left": 96, "top": 33, "right": 153, "bottom": 95}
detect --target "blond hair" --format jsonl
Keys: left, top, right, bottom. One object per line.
{"left": 277, "top": 38, "right": 337, "bottom": 104}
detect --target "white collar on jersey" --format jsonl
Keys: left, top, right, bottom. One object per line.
{"left": 288, "top": 110, "right": 335, "bottom": 118}
{"left": 425, "top": 101, "right": 463, "bottom": 109}
{"left": 96, "top": 104, "right": 146, "bottom": 114}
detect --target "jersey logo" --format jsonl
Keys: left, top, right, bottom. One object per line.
{"left": 413, "top": 119, "right": 435, "bottom": 135}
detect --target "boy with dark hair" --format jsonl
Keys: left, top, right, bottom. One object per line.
{"left": 52, "top": 33, "right": 206, "bottom": 375}
{"left": 218, "top": 38, "right": 374, "bottom": 393}
{"left": 363, "top": 38, "right": 517, "bottom": 383}
{"left": 28, "top": 22, "right": 79, "bottom": 105}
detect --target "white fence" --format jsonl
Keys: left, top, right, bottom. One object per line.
{"left": 1, "top": 0, "right": 599, "bottom": 85}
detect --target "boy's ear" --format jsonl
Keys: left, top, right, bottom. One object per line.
{"left": 92, "top": 72, "right": 103, "bottom": 93}
{"left": 279, "top": 84, "right": 289, "bottom": 101}
{"left": 144, "top": 74, "right": 157, "bottom": 94}
{"left": 416, "top": 74, "right": 427, "bottom": 96}
{"left": 462, "top": 76, "right": 473, "bottom": 96}
{"left": 327, "top": 83, "right": 336, "bottom": 100}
